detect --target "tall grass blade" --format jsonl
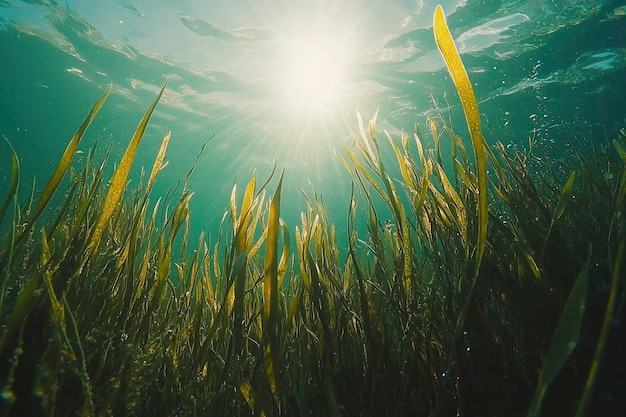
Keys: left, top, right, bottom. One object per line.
{"left": 40, "top": 229, "right": 76, "bottom": 360}
{"left": 0, "top": 138, "right": 20, "bottom": 315}
{"left": 146, "top": 131, "right": 171, "bottom": 193}
{"left": 436, "top": 162, "right": 468, "bottom": 247}
{"left": 434, "top": 5, "right": 488, "bottom": 279}
{"left": 88, "top": 81, "right": 167, "bottom": 254}
{"left": 263, "top": 170, "right": 284, "bottom": 398}
{"left": 232, "top": 174, "right": 257, "bottom": 354}
{"left": 527, "top": 250, "right": 590, "bottom": 417}
{"left": 240, "top": 381, "right": 266, "bottom": 417}
{"left": 0, "top": 137, "right": 19, "bottom": 227}
{"left": 541, "top": 170, "right": 577, "bottom": 259}
{"left": 575, "top": 238, "right": 623, "bottom": 417}
{"left": 0, "top": 276, "right": 41, "bottom": 355}
{"left": 33, "top": 85, "right": 112, "bottom": 223}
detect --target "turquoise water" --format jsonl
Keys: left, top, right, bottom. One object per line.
{"left": 1, "top": 0, "right": 625, "bottom": 242}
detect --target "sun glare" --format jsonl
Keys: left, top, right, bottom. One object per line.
{"left": 237, "top": 4, "right": 369, "bottom": 170}
{"left": 277, "top": 29, "right": 354, "bottom": 119}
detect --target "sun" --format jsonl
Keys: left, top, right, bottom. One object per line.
{"left": 276, "top": 27, "right": 355, "bottom": 120}
{"left": 236, "top": 4, "right": 368, "bottom": 169}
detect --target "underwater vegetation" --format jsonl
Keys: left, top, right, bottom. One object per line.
{"left": 0, "top": 5, "right": 625, "bottom": 417}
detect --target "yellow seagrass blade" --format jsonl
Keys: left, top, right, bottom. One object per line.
{"left": 433, "top": 5, "right": 488, "bottom": 280}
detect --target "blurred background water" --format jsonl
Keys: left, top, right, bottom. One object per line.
{"left": 1, "top": 0, "right": 625, "bottom": 244}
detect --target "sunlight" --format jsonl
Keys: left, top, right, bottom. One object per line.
{"left": 218, "top": 3, "right": 371, "bottom": 177}
{"left": 277, "top": 28, "right": 355, "bottom": 119}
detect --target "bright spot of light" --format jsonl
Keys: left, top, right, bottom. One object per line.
{"left": 218, "top": 2, "right": 374, "bottom": 175}
{"left": 270, "top": 9, "right": 362, "bottom": 129}
{"left": 278, "top": 30, "right": 353, "bottom": 118}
